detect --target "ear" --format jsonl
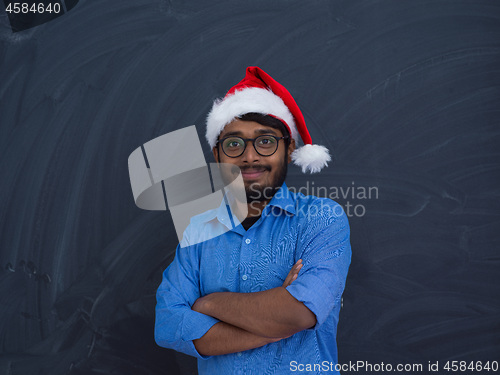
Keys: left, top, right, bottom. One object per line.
{"left": 287, "top": 138, "right": 296, "bottom": 163}
{"left": 212, "top": 146, "right": 219, "bottom": 163}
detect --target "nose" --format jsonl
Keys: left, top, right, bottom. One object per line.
{"left": 240, "top": 140, "right": 260, "bottom": 162}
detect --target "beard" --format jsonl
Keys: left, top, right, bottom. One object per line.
{"left": 244, "top": 156, "right": 288, "bottom": 203}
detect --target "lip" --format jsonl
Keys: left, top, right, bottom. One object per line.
{"left": 241, "top": 168, "right": 267, "bottom": 179}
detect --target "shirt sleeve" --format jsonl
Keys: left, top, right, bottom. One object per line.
{"left": 155, "top": 243, "right": 219, "bottom": 359}
{"left": 286, "top": 201, "right": 352, "bottom": 328}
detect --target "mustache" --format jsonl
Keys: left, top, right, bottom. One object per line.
{"left": 239, "top": 165, "right": 271, "bottom": 172}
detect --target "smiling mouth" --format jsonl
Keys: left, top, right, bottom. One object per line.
{"left": 241, "top": 168, "right": 267, "bottom": 179}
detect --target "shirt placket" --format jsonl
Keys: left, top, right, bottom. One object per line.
{"left": 239, "top": 232, "right": 254, "bottom": 292}
{"left": 231, "top": 231, "right": 254, "bottom": 373}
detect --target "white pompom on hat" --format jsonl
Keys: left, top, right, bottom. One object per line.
{"left": 206, "top": 66, "right": 331, "bottom": 173}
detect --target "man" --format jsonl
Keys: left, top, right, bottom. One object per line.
{"left": 155, "top": 67, "right": 351, "bottom": 374}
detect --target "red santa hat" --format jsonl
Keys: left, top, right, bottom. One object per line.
{"left": 206, "top": 66, "right": 331, "bottom": 173}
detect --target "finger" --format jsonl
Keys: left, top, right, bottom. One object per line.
{"left": 288, "top": 260, "right": 302, "bottom": 277}
{"left": 283, "top": 274, "right": 292, "bottom": 286}
{"left": 283, "top": 269, "right": 297, "bottom": 287}
{"left": 283, "top": 270, "right": 294, "bottom": 286}
{"left": 283, "top": 260, "right": 303, "bottom": 287}
{"left": 292, "top": 263, "right": 303, "bottom": 274}
{"left": 285, "top": 273, "right": 298, "bottom": 287}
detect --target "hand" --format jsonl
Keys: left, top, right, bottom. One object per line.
{"left": 282, "top": 259, "right": 303, "bottom": 288}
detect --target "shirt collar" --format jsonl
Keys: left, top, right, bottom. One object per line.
{"left": 263, "top": 182, "right": 296, "bottom": 216}
{"left": 187, "top": 193, "right": 233, "bottom": 229}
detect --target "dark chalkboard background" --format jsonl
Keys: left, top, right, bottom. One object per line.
{"left": 1, "top": 1, "right": 499, "bottom": 374}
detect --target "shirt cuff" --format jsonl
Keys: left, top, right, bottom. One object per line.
{"left": 180, "top": 310, "right": 220, "bottom": 359}
{"left": 285, "top": 274, "right": 335, "bottom": 329}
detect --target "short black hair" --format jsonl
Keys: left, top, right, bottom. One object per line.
{"left": 238, "top": 112, "right": 291, "bottom": 147}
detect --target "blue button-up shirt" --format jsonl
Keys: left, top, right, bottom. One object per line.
{"left": 155, "top": 183, "right": 351, "bottom": 374}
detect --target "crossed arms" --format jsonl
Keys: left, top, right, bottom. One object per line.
{"left": 155, "top": 212, "right": 351, "bottom": 359}
{"left": 191, "top": 259, "right": 317, "bottom": 356}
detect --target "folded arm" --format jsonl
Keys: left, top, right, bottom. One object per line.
{"left": 193, "top": 321, "right": 281, "bottom": 356}
{"left": 192, "top": 259, "right": 316, "bottom": 339}
{"left": 189, "top": 202, "right": 351, "bottom": 357}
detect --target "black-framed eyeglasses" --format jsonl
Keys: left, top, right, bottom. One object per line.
{"left": 216, "top": 135, "right": 289, "bottom": 158}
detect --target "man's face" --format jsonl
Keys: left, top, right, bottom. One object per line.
{"left": 213, "top": 119, "right": 295, "bottom": 203}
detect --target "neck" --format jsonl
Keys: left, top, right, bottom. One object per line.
{"left": 226, "top": 193, "right": 268, "bottom": 222}
{"left": 246, "top": 199, "right": 269, "bottom": 218}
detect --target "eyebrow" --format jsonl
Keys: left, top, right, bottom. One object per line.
{"left": 221, "top": 128, "right": 279, "bottom": 138}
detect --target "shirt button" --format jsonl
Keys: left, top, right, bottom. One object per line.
{"left": 245, "top": 239, "right": 251, "bottom": 244}
{"left": 242, "top": 274, "right": 248, "bottom": 281}
{"left": 237, "top": 352, "right": 242, "bottom": 357}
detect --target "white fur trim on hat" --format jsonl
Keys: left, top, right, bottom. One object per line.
{"left": 206, "top": 87, "right": 299, "bottom": 148}
{"left": 291, "top": 144, "right": 331, "bottom": 174}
